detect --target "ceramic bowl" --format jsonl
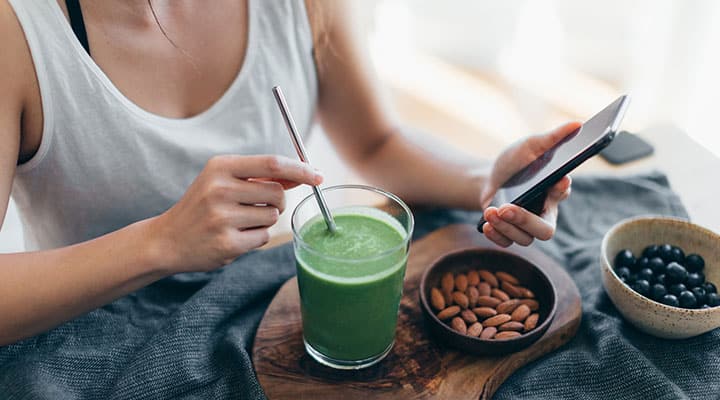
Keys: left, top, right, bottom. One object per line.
{"left": 601, "top": 216, "right": 720, "bottom": 339}
{"left": 419, "top": 248, "right": 557, "bottom": 355}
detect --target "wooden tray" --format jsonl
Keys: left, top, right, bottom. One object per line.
{"left": 253, "top": 224, "right": 581, "bottom": 399}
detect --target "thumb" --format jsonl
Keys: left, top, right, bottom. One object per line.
{"left": 529, "top": 121, "right": 582, "bottom": 156}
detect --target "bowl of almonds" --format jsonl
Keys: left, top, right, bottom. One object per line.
{"left": 419, "top": 247, "right": 557, "bottom": 355}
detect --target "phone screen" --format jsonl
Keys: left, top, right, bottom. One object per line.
{"left": 496, "top": 96, "right": 628, "bottom": 204}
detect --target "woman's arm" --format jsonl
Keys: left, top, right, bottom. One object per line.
{"left": 307, "top": 0, "right": 573, "bottom": 246}
{"left": 0, "top": 2, "right": 322, "bottom": 346}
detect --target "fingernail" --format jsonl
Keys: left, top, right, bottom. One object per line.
{"left": 500, "top": 209, "right": 515, "bottom": 221}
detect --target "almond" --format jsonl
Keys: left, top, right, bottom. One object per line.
{"left": 467, "top": 322, "right": 484, "bottom": 337}
{"left": 479, "top": 326, "right": 497, "bottom": 339}
{"left": 451, "top": 317, "right": 467, "bottom": 334}
{"left": 511, "top": 304, "right": 531, "bottom": 322}
{"left": 477, "top": 282, "right": 492, "bottom": 297}
{"left": 466, "top": 286, "right": 479, "bottom": 308}
{"left": 476, "top": 295, "right": 501, "bottom": 308}
{"left": 521, "top": 287, "right": 535, "bottom": 299}
{"left": 455, "top": 273, "right": 468, "bottom": 292}
{"left": 478, "top": 269, "right": 499, "bottom": 288}
{"left": 519, "top": 299, "right": 539, "bottom": 311}
{"left": 430, "top": 288, "right": 445, "bottom": 311}
{"left": 501, "top": 281, "right": 524, "bottom": 298}
{"left": 483, "top": 313, "right": 512, "bottom": 327}
{"left": 491, "top": 288, "right": 510, "bottom": 302}
{"left": 437, "top": 305, "right": 461, "bottom": 320}
{"left": 494, "top": 331, "right": 522, "bottom": 340}
{"left": 496, "top": 299, "right": 520, "bottom": 314}
{"left": 495, "top": 271, "right": 519, "bottom": 285}
{"left": 461, "top": 309, "right": 478, "bottom": 324}
{"left": 498, "top": 321, "right": 525, "bottom": 331}
{"left": 452, "top": 291, "right": 469, "bottom": 309}
{"left": 524, "top": 313, "right": 539, "bottom": 331}
{"left": 443, "top": 291, "right": 453, "bottom": 306}
{"left": 441, "top": 272, "right": 454, "bottom": 294}
{"left": 472, "top": 307, "right": 498, "bottom": 319}
{"left": 467, "top": 270, "right": 480, "bottom": 286}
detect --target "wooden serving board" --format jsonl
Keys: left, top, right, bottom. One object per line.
{"left": 252, "top": 224, "right": 581, "bottom": 399}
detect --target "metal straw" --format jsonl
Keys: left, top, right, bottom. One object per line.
{"left": 272, "top": 86, "right": 338, "bottom": 233}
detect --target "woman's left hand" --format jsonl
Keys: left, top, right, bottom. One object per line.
{"left": 479, "top": 122, "right": 581, "bottom": 247}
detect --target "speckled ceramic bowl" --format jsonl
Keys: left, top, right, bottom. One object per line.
{"left": 601, "top": 216, "right": 720, "bottom": 339}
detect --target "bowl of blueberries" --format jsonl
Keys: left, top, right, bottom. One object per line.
{"left": 601, "top": 216, "right": 720, "bottom": 339}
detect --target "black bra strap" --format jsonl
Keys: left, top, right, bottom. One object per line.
{"left": 65, "top": 0, "right": 90, "bottom": 56}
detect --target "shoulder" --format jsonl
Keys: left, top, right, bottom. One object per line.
{"left": 0, "top": 0, "right": 37, "bottom": 108}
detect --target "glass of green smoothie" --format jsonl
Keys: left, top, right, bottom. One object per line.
{"left": 291, "top": 185, "right": 414, "bottom": 370}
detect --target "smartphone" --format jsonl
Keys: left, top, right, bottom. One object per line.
{"left": 478, "top": 94, "right": 630, "bottom": 232}
{"left": 600, "top": 130, "right": 654, "bottom": 164}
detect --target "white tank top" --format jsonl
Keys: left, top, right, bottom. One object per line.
{"left": 8, "top": 0, "right": 318, "bottom": 251}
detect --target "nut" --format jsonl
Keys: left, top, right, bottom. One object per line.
{"left": 466, "top": 286, "right": 479, "bottom": 308}
{"left": 521, "top": 287, "right": 535, "bottom": 299}
{"left": 496, "top": 299, "right": 520, "bottom": 314}
{"left": 501, "top": 281, "right": 524, "bottom": 298}
{"left": 498, "top": 321, "right": 525, "bottom": 331}
{"left": 511, "top": 304, "right": 531, "bottom": 322}
{"left": 467, "top": 270, "right": 480, "bottom": 286}
{"left": 461, "top": 309, "right": 478, "bottom": 324}
{"left": 524, "top": 313, "right": 539, "bottom": 331}
{"left": 483, "top": 313, "right": 512, "bottom": 327}
{"left": 478, "top": 269, "right": 499, "bottom": 288}
{"left": 519, "top": 299, "right": 539, "bottom": 311}
{"left": 451, "top": 317, "right": 467, "bottom": 334}
{"left": 472, "top": 307, "right": 498, "bottom": 319}
{"left": 494, "top": 331, "right": 522, "bottom": 340}
{"left": 491, "top": 288, "right": 510, "bottom": 302}
{"left": 479, "top": 326, "right": 497, "bottom": 339}
{"left": 455, "top": 274, "right": 468, "bottom": 292}
{"left": 437, "top": 305, "right": 461, "bottom": 320}
{"left": 495, "top": 271, "right": 519, "bottom": 285}
{"left": 477, "top": 282, "right": 492, "bottom": 296}
{"left": 443, "top": 291, "right": 453, "bottom": 306}
{"left": 452, "top": 291, "right": 469, "bottom": 309}
{"left": 476, "top": 295, "right": 501, "bottom": 308}
{"left": 441, "top": 272, "right": 454, "bottom": 294}
{"left": 467, "top": 322, "right": 484, "bottom": 337}
{"left": 430, "top": 288, "right": 445, "bottom": 311}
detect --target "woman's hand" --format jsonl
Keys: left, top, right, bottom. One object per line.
{"left": 480, "top": 122, "right": 581, "bottom": 247}
{"left": 150, "top": 155, "right": 322, "bottom": 272}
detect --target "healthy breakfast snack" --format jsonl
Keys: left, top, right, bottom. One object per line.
{"left": 432, "top": 270, "right": 542, "bottom": 340}
{"left": 613, "top": 244, "right": 719, "bottom": 309}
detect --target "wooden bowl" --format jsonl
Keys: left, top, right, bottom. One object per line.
{"left": 419, "top": 248, "right": 557, "bottom": 355}
{"left": 601, "top": 216, "right": 720, "bottom": 339}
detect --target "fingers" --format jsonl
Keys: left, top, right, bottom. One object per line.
{"left": 547, "top": 175, "right": 572, "bottom": 203}
{"left": 234, "top": 227, "right": 271, "bottom": 253}
{"left": 210, "top": 155, "right": 322, "bottom": 186}
{"left": 483, "top": 222, "right": 513, "bottom": 248}
{"left": 484, "top": 207, "right": 535, "bottom": 246}
{"left": 231, "top": 205, "right": 280, "bottom": 229}
{"left": 496, "top": 204, "right": 556, "bottom": 241}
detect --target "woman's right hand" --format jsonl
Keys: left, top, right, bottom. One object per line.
{"left": 149, "top": 155, "right": 322, "bottom": 273}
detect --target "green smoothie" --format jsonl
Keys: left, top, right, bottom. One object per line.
{"left": 295, "top": 207, "right": 408, "bottom": 361}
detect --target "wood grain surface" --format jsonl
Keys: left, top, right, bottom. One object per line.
{"left": 252, "top": 224, "right": 582, "bottom": 399}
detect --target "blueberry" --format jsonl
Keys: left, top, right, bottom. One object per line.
{"left": 686, "top": 272, "right": 704, "bottom": 288}
{"left": 707, "top": 293, "right": 720, "bottom": 307}
{"left": 661, "top": 294, "right": 680, "bottom": 307}
{"left": 658, "top": 244, "right": 674, "bottom": 262}
{"left": 655, "top": 274, "right": 667, "bottom": 286}
{"left": 665, "top": 262, "right": 688, "bottom": 284}
{"left": 614, "top": 249, "right": 635, "bottom": 269}
{"left": 627, "top": 274, "right": 638, "bottom": 285}
{"left": 684, "top": 254, "right": 705, "bottom": 272}
{"left": 670, "top": 246, "right": 685, "bottom": 263}
{"left": 638, "top": 268, "right": 654, "bottom": 282}
{"left": 691, "top": 286, "right": 707, "bottom": 305}
{"left": 701, "top": 304, "right": 711, "bottom": 309}
{"left": 632, "top": 279, "right": 650, "bottom": 296}
{"left": 678, "top": 291, "right": 697, "bottom": 308}
{"left": 669, "top": 283, "right": 687, "bottom": 296}
{"left": 703, "top": 282, "right": 717, "bottom": 294}
{"left": 651, "top": 283, "right": 667, "bottom": 301}
{"left": 642, "top": 245, "right": 660, "bottom": 259}
{"left": 648, "top": 257, "right": 666, "bottom": 274}
{"left": 635, "top": 257, "right": 649, "bottom": 272}
{"left": 616, "top": 267, "right": 631, "bottom": 281}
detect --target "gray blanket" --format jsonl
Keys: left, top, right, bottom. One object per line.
{"left": 1, "top": 172, "right": 717, "bottom": 399}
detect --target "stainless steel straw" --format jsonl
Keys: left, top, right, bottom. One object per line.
{"left": 272, "top": 86, "right": 338, "bottom": 233}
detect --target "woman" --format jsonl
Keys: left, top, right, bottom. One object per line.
{"left": 0, "top": 0, "right": 575, "bottom": 346}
